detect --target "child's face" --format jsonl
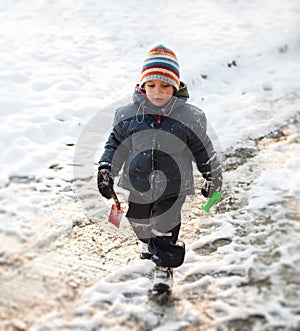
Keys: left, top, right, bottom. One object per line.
{"left": 144, "top": 80, "right": 174, "bottom": 107}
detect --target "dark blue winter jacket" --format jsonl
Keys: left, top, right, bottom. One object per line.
{"left": 99, "top": 83, "right": 222, "bottom": 201}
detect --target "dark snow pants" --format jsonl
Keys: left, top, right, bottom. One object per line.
{"left": 126, "top": 194, "right": 186, "bottom": 268}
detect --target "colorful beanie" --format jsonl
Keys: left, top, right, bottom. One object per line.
{"left": 140, "top": 44, "right": 180, "bottom": 91}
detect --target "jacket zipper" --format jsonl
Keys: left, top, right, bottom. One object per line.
{"left": 151, "top": 113, "right": 162, "bottom": 198}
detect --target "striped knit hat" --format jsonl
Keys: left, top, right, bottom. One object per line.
{"left": 140, "top": 44, "right": 180, "bottom": 91}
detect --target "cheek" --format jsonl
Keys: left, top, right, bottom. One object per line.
{"left": 165, "top": 90, "right": 173, "bottom": 97}
{"left": 144, "top": 88, "right": 153, "bottom": 96}
{"left": 166, "top": 87, "right": 175, "bottom": 96}
{"left": 145, "top": 90, "right": 153, "bottom": 99}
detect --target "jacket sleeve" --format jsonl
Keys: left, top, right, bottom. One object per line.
{"left": 98, "top": 110, "right": 131, "bottom": 176}
{"left": 187, "top": 110, "right": 222, "bottom": 184}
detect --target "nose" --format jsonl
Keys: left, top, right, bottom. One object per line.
{"left": 154, "top": 86, "right": 162, "bottom": 95}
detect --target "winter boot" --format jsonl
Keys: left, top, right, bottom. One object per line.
{"left": 140, "top": 242, "right": 153, "bottom": 260}
{"left": 153, "top": 266, "right": 173, "bottom": 294}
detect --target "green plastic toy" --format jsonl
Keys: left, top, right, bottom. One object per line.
{"left": 202, "top": 191, "right": 223, "bottom": 213}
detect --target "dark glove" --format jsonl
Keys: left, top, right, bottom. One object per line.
{"left": 201, "top": 176, "right": 222, "bottom": 198}
{"left": 97, "top": 168, "right": 114, "bottom": 199}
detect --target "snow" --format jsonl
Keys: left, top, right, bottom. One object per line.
{"left": 0, "top": 0, "right": 300, "bottom": 330}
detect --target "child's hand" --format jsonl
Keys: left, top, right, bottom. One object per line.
{"left": 201, "top": 177, "right": 222, "bottom": 198}
{"left": 97, "top": 168, "right": 114, "bottom": 199}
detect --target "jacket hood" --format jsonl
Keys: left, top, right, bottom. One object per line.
{"left": 174, "top": 81, "right": 189, "bottom": 99}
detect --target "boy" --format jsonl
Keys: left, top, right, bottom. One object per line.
{"left": 97, "top": 44, "right": 222, "bottom": 294}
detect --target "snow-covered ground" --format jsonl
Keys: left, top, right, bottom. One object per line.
{"left": 0, "top": 0, "right": 299, "bottom": 330}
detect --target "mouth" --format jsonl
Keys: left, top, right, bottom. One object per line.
{"left": 153, "top": 97, "right": 164, "bottom": 102}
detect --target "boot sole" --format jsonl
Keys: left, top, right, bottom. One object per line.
{"left": 140, "top": 252, "right": 153, "bottom": 260}
{"left": 152, "top": 283, "right": 171, "bottom": 295}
